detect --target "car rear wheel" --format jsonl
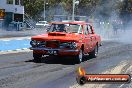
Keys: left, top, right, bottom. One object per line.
{"left": 89, "top": 45, "right": 98, "bottom": 58}
{"left": 74, "top": 49, "right": 83, "bottom": 64}
{"left": 33, "top": 53, "right": 42, "bottom": 63}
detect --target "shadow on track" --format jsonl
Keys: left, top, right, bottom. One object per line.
{"left": 25, "top": 55, "right": 94, "bottom": 65}
{"left": 25, "top": 56, "right": 76, "bottom": 65}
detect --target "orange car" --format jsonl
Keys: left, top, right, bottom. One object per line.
{"left": 30, "top": 21, "right": 101, "bottom": 63}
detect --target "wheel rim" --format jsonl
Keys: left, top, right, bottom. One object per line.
{"left": 95, "top": 46, "right": 98, "bottom": 56}
{"left": 79, "top": 50, "right": 83, "bottom": 62}
{"left": 80, "top": 77, "right": 86, "bottom": 85}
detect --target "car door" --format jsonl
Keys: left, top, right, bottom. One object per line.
{"left": 87, "top": 24, "right": 96, "bottom": 50}
{"left": 83, "top": 24, "right": 91, "bottom": 54}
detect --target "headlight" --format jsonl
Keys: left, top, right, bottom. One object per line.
{"left": 30, "top": 40, "right": 37, "bottom": 47}
{"left": 60, "top": 42, "right": 77, "bottom": 49}
{"left": 70, "top": 42, "right": 78, "bottom": 49}
{"left": 30, "top": 40, "right": 46, "bottom": 47}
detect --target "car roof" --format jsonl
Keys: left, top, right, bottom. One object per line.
{"left": 50, "top": 21, "right": 90, "bottom": 25}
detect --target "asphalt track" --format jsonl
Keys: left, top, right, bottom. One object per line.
{"left": 0, "top": 40, "right": 131, "bottom": 88}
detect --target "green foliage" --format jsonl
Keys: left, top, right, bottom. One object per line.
{"left": 24, "top": 0, "right": 44, "bottom": 19}
{"left": 23, "top": 0, "right": 131, "bottom": 21}
{"left": 24, "top": 0, "right": 101, "bottom": 18}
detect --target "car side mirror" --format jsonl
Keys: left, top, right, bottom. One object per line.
{"left": 90, "top": 26, "right": 94, "bottom": 34}
{"left": 91, "top": 30, "right": 95, "bottom": 34}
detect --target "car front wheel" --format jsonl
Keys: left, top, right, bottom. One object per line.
{"left": 33, "top": 53, "right": 42, "bottom": 63}
{"left": 74, "top": 49, "right": 84, "bottom": 64}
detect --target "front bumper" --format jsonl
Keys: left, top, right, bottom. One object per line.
{"left": 30, "top": 47, "right": 79, "bottom": 55}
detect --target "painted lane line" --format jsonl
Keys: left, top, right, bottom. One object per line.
{"left": 15, "top": 38, "right": 30, "bottom": 40}
{"left": 1, "top": 40, "right": 10, "bottom": 41}
{"left": 119, "top": 66, "right": 132, "bottom": 88}
{"left": 0, "top": 37, "right": 31, "bottom": 41}
{"left": 7, "top": 50, "right": 12, "bottom": 52}
{"left": 22, "top": 48, "right": 28, "bottom": 50}
{"left": 0, "top": 48, "right": 30, "bottom": 52}
{"left": 0, "top": 39, "right": 30, "bottom": 42}
{"left": 16, "top": 49, "right": 22, "bottom": 51}
{"left": 0, "top": 49, "right": 31, "bottom": 55}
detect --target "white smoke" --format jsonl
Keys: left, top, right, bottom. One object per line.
{"left": 92, "top": 0, "right": 132, "bottom": 43}
{"left": 117, "top": 21, "right": 132, "bottom": 44}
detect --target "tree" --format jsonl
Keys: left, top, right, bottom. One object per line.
{"left": 24, "top": 0, "right": 101, "bottom": 20}
{"left": 24, "top": 0, "right": 45, "bottom": 20}
{"left": 24, "top": 0, "right": 132, "bottom": 21}
{"left": 61, "top": 0, "right": 101, "bottom": 16}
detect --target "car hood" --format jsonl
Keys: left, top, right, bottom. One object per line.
{"left": 31, "top": 32, "right": 82, "bottom": 42}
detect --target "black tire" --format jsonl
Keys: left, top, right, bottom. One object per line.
{"left": 33, "top": 53, "right": 42, "bottom": 63}
{"left": 74, "top": 49, "right": 84, "bottom": 64}
{"left": 89, "top": 45, "right": 98, "bottom": 58}
{"left": 76, "top": 76, "right": 87, "bottom": 85}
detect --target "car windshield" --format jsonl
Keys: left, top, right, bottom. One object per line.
{"left": 47, "top": 24, "right": 82, "bottom": 33}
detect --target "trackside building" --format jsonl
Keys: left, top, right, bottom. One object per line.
{"left": 0, "top": 0, "right": 24, "bottom": 29}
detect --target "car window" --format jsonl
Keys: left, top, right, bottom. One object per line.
{"left": 78, "top": 25, "right": 83, "bottom": 34}
{"left": 87, "top": 25, "right": 93, "bottom": 34}
{"left": 48, "top": 24, "right": 81, "bottom": 33}
{"left": 65, "top": 24, "right": 82, "bottom": 33}
{"left": 84, "top": 25, "right": 89, "bottom": 35}
{"left": 48, "top": 24, "right": 66, "bottom": 32}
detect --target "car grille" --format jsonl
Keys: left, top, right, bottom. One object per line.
{"left": 46, "top": 40, "right": 59, "bottom": 48}
{"left": 37, "top": 41, "right": 46, "bottom": 47}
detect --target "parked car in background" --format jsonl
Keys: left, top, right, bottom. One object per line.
{"left": 30, "top": 21, "right": 101, "bottom": 63}
{"left": 35, "top": 21, "right": 49, "bottom": 28}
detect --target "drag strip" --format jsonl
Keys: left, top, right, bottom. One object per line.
{"left": 0, "top": 40, "right": 132, "bottom": 88}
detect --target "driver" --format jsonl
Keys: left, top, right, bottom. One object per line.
{"left": 58, "top": 24, "right": 66, "bottom": 32}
